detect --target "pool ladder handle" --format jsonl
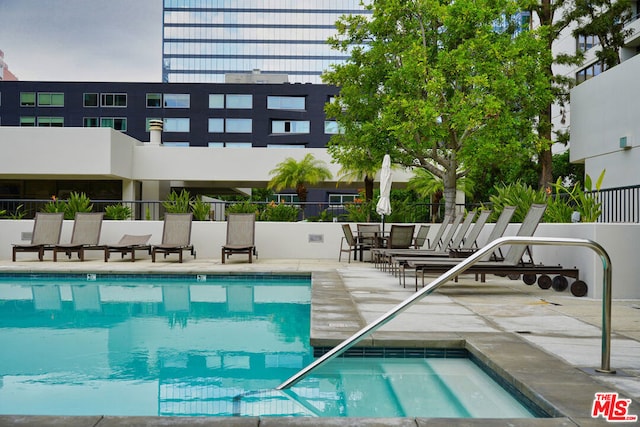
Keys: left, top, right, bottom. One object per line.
{"left": 276, "top": 236, "right": 615, "bottom": 390}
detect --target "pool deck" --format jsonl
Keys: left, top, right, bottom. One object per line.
{"left": 0, "top": 256, "right": 638, "bottom": 426}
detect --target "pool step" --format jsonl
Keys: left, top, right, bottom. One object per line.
{"left": 331, "top": 359, "right": 405, "bottom": 417}
{"left": 421, "top": 359, "right": 534, "bottom": 418}
{"left": 381, "top": 360, "right": 471, "bottom": 417}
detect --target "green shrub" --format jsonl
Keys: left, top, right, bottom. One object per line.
{"left": 64, "top": 192, "right": 93, "bottom": 219}
{"left": 259, "top": 202, "right": 299, "bottom": 222}
{"left": 8, "top": 204, "right": 27, "bottom": 219}
{"left": 190, "top": 197, "right": 211, "bottom": 221}
{"left": 105, "top": 204, "right": 132, "bottom": 220}
{"left": 226, "top": 201, "right": 260, "bottom": 216}
{"left": 41, "top": 196, "right": 67, "bottom": 214}
{"left": 488, "top": 181, "right": 547, "bottom": 222}
{"left": 163, "top": 189, "right": 191, "bottom": 213}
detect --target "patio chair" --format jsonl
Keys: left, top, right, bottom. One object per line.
{"left": 12, "top": 212, "right": 64, "bottom": 261}
{"left": 221, "top": 213, "right": 258, "bottom": 263}
{"left": 53, "top": 212, "right": 104, "bottom": 261}
{"left": 406, "top": 204, "right": 578, "bottom": 291}
{"left": 104, "top": 234, "right": 152, "bottom": 262}
{"left": 151, "top": 213, "right": 196, "bottom": 263}
{"left": 356, "top": 223, "right": 381, "bottom": 261}
{"left": 338, "top": 223, "right": 360, "bottom": 263}
{"left": 372, "top": 224, "right": 415, "bottom": 268}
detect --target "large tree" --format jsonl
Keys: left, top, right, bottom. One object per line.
{"left": 324, "top": 0, "right": 552, "bottom": 218}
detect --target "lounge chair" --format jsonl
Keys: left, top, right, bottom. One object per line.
{"left": 412, "top": 224, "right": 431, "bottom": 249}
{"left": 151, "top": 213, "right": 196, "bottom": 263}
{"left": 221, "top": 213, "right": 258, "bottom": 263}
{"left": 104, "top": 234, "right": 152, "bottom": 262}
{"left": 375, "top": 212, "right": 469, "bottom": 273}
{"left": 53, "top": 212, "right": 104, "bottom": 261}
{"left": 338, "top": 224, "right": 360, "bottom": 263}
{"left": 405, "top": 204, "right": 578, "bottom": 291}
{"left": 12, "top": 212, "right": 64, "bottom": 261}
{"left": 393, "top": 207, "right": 515, "bottom": 280}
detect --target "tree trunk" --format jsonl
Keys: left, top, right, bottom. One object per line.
{"left": 442, "top": 167, "right": 457, "bottom": 221}
{"left": 538, "top": 0, "right": 555, "bottom": 191}
{"left": 364, "top": 175, "right": 374, "bottom": 202}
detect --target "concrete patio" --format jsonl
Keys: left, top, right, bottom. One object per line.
{"left": 0, "top": 257, "right": 638, "bottom": 426}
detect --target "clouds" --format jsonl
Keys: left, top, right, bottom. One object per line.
{"left": 0, "top": 0, "right": 162, "bottom": 81}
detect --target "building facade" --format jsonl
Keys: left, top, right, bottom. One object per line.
{"left": 162, "top": 0, "right": 369, "bottom": 84}
{"left": 0, "top": 80, "right": 374, "bottom": 206}
{"left": 0, "top": 81, "right": 340, "bottom": 149}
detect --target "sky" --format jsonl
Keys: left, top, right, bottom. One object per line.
{"left": 0, "top": 0, "right": 162, "bottom": 82}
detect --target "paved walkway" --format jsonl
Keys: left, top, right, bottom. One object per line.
{"left": 0, "top": 257, "right": 638, "bottom": 426}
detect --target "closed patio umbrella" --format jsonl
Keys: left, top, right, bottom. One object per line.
{"left": 376, "top": 154, "right": 392, "bottom": 234}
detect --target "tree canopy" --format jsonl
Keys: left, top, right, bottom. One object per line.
{"left": 267, "top": 153, "right": 332, "bottom": 203}
{"left": 324, "top": 0, "right": 553, "bottom": 218}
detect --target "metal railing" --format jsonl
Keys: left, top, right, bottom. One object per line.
{"left": 595, "top": 185, "right": 640, "bottom": 223}
{"left": 276, "top": 236, "right": 614, "bottom": 390}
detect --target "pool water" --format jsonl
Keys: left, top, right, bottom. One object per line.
{"left": 0, "top": 274, "right": 537, "bottom": 418}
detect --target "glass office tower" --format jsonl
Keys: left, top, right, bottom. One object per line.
{"left": 162, "top": 0, "right": 369, "bottom": 83}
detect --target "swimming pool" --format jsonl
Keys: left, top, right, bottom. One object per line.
{"left": 0, "top": 273, "right": 539, "bottom": 418}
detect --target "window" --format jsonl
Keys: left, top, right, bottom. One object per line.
{"left": 20, "top": 92, "right": 36, "bottom": 107}
{"left": 267, "top": 144, "right": 306, "bottom": 149}
{"left": 20, "top": 116, "right": 36, "bottom": 126}
{"left": 208, "top": 142, "right": 252, "bottom": 148}
{"left": 38, "top": 93, "right": 64, "bottom": 107}
{"left": 100, "top": 117, "right": 127, "bottom": 131}
{"left": 226, "top": 94, "right": 252, "bottom": 109}
{"left": 577, "top": 35, "right": 599, "bottom": 52}
{"left": 324, "top": 121, "right": 343, "bottom": 134}
{"left": 163, "top": 142, "right": 190, "bottom": 147}
{"left": 209, "top": 94, "right": 224, "bottom": 109}
{"left": 225, "top": 118, "right": 252, "bottom": 133}
{"left": 164, "top": 118, "right": 190, "bottom": 132}
{"left": 37, "top": 117, "right": 64, "bottom": 127}
{"left": 101, "top": 93, "right": 127, "bottom": 107}
{"left": 270, "top": 194, "right": 299, "bottom": 203}
{"left": 208, "top": 118, "right": 224, "bottom": 132}
{"left": 267, "top": 96, "right": 305, "bottom": 110}
{"left": 83, "top": 117, "right": 99, "bottom": 127}
{"left": 272, "top": 120, "right": 310, "bottom": 134}
{"left": 146, "top": 93, "right": 162, "bottom": 108}
{"left": 576, "top": 62, "right": 604, "bottom": 85}
{"left": 329, "top": 194, "right": 358, "bottom": 205}
{"left": 84, "top": 93, "right": 98, "bottom": 107}
{"left": 163, "top": 93, "right": 190, "bottom": 108}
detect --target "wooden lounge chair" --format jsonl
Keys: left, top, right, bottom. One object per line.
{"left": 12, "top": 212, "right": 64, "bottom": 261}
{"left": 53, "top": 212, "right": 104, "bottom": 261}
{"left": 221, "top": 213, "right": 257, "bottom": 263}
{"left": 104, "top": 234, "right": 152, "bottom": 262}
{"left": 152, "top": 213, "right": 196, "bottom": 263}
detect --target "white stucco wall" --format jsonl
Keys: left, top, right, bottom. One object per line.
{"left": 570, "top": 54, "right": 640, "bottom": 188}
{"left": 1, "top": 220, "right": 638, "bottom": 299}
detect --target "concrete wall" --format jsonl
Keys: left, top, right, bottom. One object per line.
{"left": 2, "top": 220, "right": 638, "bottom": 299}
{"left": 570, "top": 54, "right": 640, "bottom": 188}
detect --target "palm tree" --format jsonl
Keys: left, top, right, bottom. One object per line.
{"left": 268, "top": 154, "right": 332, "bottom": 203}
{"left": 407, "top": 168, "right": 474, "bottom": 222}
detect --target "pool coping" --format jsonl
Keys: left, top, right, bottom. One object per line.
{"left": 0, "top": 267, "right": 637, "bottom": 426}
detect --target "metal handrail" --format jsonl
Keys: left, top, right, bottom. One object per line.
{"left": 276, "top": 236, "right": 614, "bottom": 390}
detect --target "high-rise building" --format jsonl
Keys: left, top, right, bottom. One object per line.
{"left": 162, "top": 0, "right": 369, "bottom": 83}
